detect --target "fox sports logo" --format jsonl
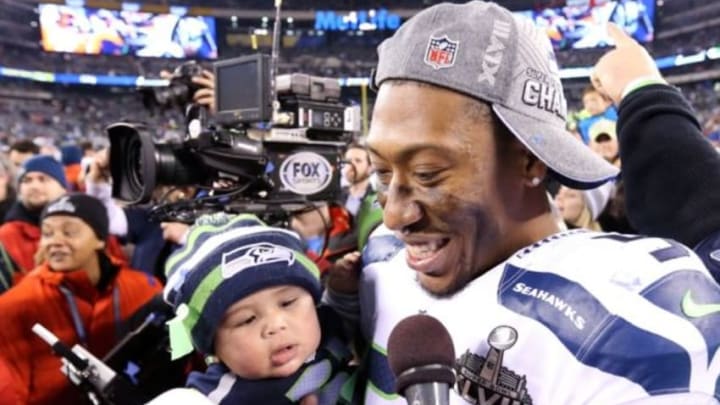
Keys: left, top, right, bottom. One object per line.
{"left": 279, "top": 152, "right": 333, "bottom": 195}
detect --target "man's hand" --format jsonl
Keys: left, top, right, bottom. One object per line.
{"left": 326, "top": 251, "right": 361, "bottom": 294}
{"left": 86, "top": 148, "right": 110, "bottom": 183}
{"left": 192, "top": 70, "right": 216, "bottom": 114}
{"left": 591, "top": 23, "right": 664, "bottom": 105}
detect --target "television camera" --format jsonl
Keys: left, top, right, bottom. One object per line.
{"left": 108, "top": 53, "right": 359, "bottom": 223}
{"left": 141, "top": 60, "right": 205, "bottom": 112}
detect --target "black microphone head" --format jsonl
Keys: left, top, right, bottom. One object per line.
{"left": 387, "top": 314, "right": 456, "bottom": 394}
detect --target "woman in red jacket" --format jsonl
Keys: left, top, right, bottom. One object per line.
{"left": 0, "top": 193, "right": 162, "bottom": 405}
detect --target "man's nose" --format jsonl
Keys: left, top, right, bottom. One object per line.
{"left": 381, "top": 182, "right": 422, "bottom": 232}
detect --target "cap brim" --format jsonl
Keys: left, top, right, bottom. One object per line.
{"left": 493, "top": 104, "right": 619, "bottom": 190}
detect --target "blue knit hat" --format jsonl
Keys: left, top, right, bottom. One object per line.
{"left": 18, "top": 155, "right": 67, "bottom": 189}
{"left": 164, "top": 213, "right": 321, "bottom": 359}
{"left": 60, "top": 145, "right": 83, "bottom": 165}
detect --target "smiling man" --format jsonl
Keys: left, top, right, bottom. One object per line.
{"left": 356, "top": 1, "right": 720, "bottom": 404}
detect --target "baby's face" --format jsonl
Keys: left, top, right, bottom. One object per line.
{"left": 214, "top": 285, "right": 321, "bottom": 379}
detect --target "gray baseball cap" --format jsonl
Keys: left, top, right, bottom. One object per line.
{"left": 373, "top": 0, "right": 619, "bottom": 189}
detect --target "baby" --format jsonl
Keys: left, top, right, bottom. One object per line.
{"left": 159, "top": 214, "right": 354, "bottom": 405}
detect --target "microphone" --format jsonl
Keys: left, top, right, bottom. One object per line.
{"left": 387, "top": 314, "right": 456, "bottom": 405}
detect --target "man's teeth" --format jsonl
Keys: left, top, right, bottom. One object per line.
{"left": 407, "top": 240, "right": 446, "bottom": 259}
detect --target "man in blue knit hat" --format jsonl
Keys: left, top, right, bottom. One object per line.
{"left": 0, "top": 155, "right": 128, "bottom": 293}
{"left": 150, "top": 213, "right": 355, "bottom": 405}
{"left": 0, "top": 155, "right": 68, "bottom": 291}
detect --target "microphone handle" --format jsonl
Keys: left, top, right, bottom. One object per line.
{"left": 404, "top": 382, "right": 450, "bottom": 405}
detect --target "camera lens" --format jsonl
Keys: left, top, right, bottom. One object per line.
{"left": 125, "top": 135, "right": 145, "bottom": 197}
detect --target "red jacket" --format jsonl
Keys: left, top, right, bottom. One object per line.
{"left": 0, "top": 357, "right": 19, "bottom": 405}
{"left": 307, "top": 204, "right": 357, "bottom": 274}
{"left": 0, "top": 259, "right": 161, "bottom": 405}
{"left": 0, "top": 219, "right": 39, "bottom": 276}
{"left": 64, "top": 163, "right": 82, "bottom": 192}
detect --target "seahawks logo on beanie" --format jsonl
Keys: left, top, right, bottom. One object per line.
{"left": 222, "top": 242, "right": 296, "bottom": 279}
{"left": 164, "top": 213, "right": 322, "bottom": 359}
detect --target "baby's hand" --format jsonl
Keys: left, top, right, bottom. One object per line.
{"left": 326, "top": 251, "right": 361, "bottom": 294}
{"left": 299, "top": 394, "right": 318, "bottom": 405}
{"left": 161, "top": 222, "right": 190, "bottom": 245}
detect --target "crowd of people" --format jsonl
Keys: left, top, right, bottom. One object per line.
{"left": 2, "top": 0, "right": 720, "bottom": 405}
{"left": 1, "top": 0, "right": 719, "bottom": 81}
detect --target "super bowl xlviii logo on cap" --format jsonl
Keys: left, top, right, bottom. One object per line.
{"left": 279, "top": 151, "right": 333, "bottom": 195}
{"left": 46, "top": 196, "right": 76, "bottom": 214}
{"left": 424, "top": 35, "right": 459, "bottom": 70}
{"left": 477, "top": 19, "right": 512, "bottom": 86}
{"left": 222, "top": 242, "right": 296, "bottom": 279}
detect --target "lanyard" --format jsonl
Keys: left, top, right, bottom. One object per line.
{"left": 58, "top": 284, "right": 123, "bottom": 347}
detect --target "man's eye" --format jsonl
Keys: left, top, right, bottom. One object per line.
{"left": 415, "top": 171, "right": 440, "bottom": 182}
{"left": 375, "top": 169, "right": 392, "bottom": 183}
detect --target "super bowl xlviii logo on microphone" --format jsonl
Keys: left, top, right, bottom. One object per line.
{"left": 279, "top": 151, "right": 333, "bottom": 195}
{"left": 455, "top": 326, "right": 533, "bottom": 405}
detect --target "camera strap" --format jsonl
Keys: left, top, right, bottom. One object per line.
{"left": 58, "top": 284, "right": 122, "bottom": 347}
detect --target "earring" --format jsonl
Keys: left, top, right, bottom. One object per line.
{"left": 530, "top": 177, "right": 542, "bottom": 187}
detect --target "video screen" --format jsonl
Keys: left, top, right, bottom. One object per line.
{"left": 520, "top": 0, "right": 655, "bottom": 50}
{"left": 38, "top": 4, "right": 218, "bottom": 59}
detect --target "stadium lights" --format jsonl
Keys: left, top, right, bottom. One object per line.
{"left": 169, "top": 6, "right": 188, "bottom": 16}
{"left": 559, "top": 67, "right": 594, "bottom": 79}
{"left": 675, "top": 51, "right": 706, "bottom": 66}
{"left": 4, "top": 43, "right": 720, "bottom": 88}
{"left": 706, "top": 47, "right": 720, "bottom": 60}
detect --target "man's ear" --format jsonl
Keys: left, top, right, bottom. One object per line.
{"left": 521, "top": 147, "right": 548, "bottom": 188}
{"left": 96, "top": 239, "right": 106, "bottom": 251}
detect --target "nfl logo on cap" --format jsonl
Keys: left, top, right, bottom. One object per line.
{"left": 424, "top": 36, "right": 459, "bottom": 70}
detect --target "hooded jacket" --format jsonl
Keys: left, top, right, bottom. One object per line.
{"left": 0, "top": 255, "right": 161, "bottom": 404}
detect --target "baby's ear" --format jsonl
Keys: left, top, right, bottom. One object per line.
{"left": 96, "top": 239, "right": 106, "bottom": 251}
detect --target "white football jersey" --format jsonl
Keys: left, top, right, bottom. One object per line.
{"left": 359, "top": 229, "right": 720, "bottom": 405}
